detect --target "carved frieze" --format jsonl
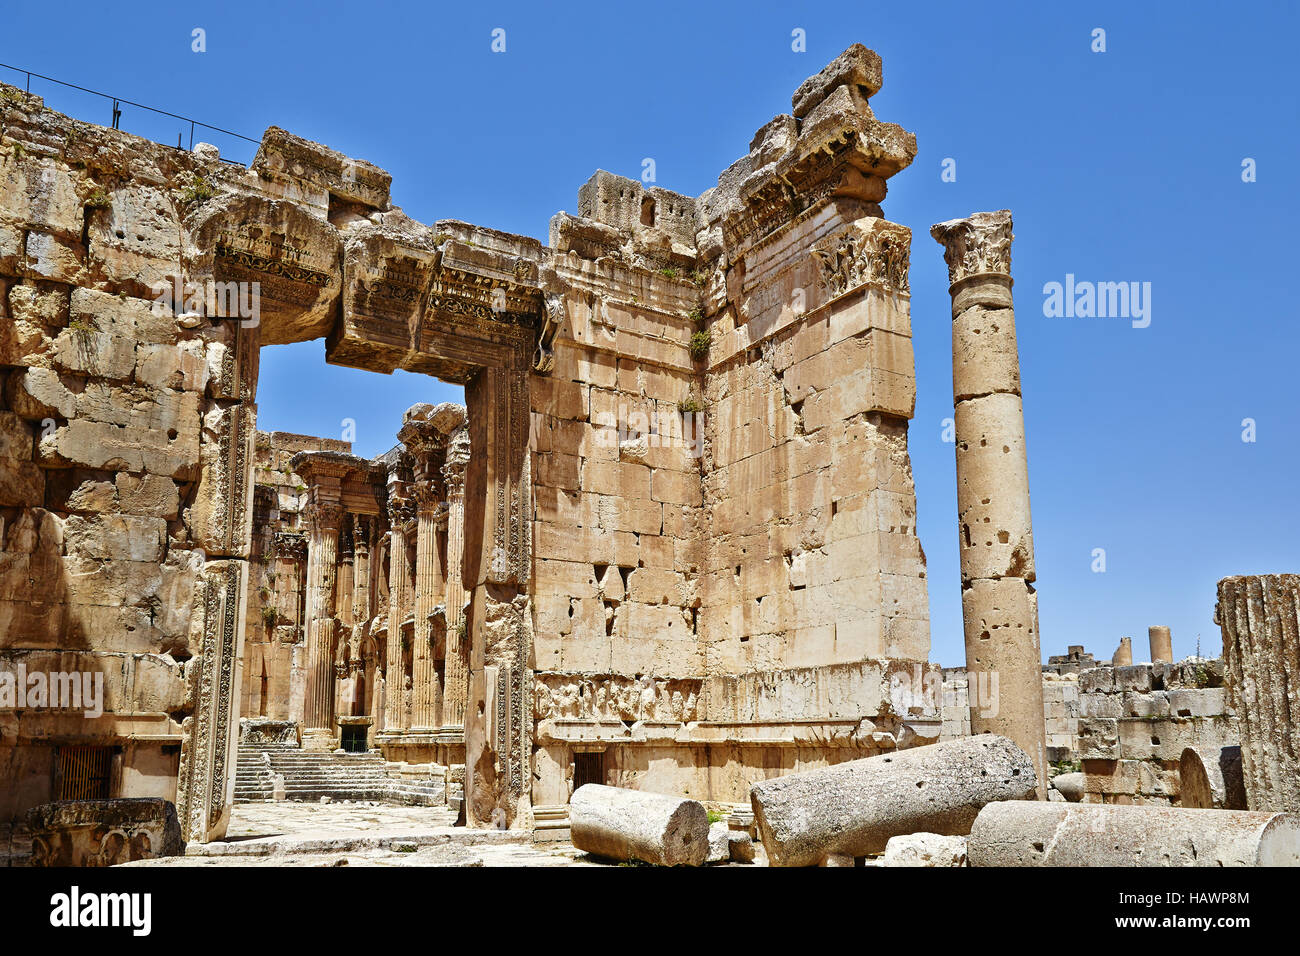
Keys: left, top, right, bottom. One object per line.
{"left": 272, "top": 531, "right": 308, "bottom": 561}
{"left": 810, "top": 218, "right": 911, "bottom": 298}
{"left": 187, "top": 196, "right": 344, "bottom": 346}
{"left": 534, "top": 674, "right": 703, "bottom": 723}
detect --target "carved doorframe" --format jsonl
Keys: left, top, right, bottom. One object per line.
{"left": 176, "top": 201, "right": 545, "bottom": 840}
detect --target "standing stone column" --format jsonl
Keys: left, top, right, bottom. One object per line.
{"left": 352, "top": 515, "right": 371, "bottom": 625}
{"left": 302, "top": 501, "right": 342, "bottom": 741}
{"left": 334, "top": 517, "right": 355, "bottom": 717}
{"left": 384, "top": 470, "right": 414, "bottom": 732}
{"left": 932, "top": 209, "right": 1047, "bottom": 798}
{"left": 441, "top": 426, "right": 471, "bottom": 729}
{"left": 1149, "top": 625, "right": 1173, "bottom": 663}
{"left": 1112, "top": 636, "right": 1133, "bottom": 666}
{"left": 410, "top": 481, "right": 444, "bottom": 731}
{"left": 1215, "top": 574, "right": 1300, "bottom": 812}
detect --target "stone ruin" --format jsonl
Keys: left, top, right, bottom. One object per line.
{"left": 2, "top": 42, "right": 1297, "bottom": 866}
{"left": 0, "top": 43, "right": 940, "bottom": 846}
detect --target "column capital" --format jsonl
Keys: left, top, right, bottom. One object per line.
{"left": 387, "top": 487, "right": 414, "bottom": 529}
{"left": 442, "top": 427, "right": 471, "bottom": 492}
{"left": 930, "top": 209, "right": 1013, "bottom": 287}
{"left": 352, "top": 514, "right": 372, "bottom": 553}
{"left": 304, "top": 501, "right": 344, "bottom": 532}
{"left": 411, "top": 480, "right": 442, "bottom": 512}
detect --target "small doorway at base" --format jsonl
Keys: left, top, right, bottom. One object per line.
{"left": 572, "top": 749, "right": 606, "bottom": 791}
{"left": 340, "top": 724, "right": 368, "bottom": 753}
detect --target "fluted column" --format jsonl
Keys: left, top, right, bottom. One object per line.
{"left": 1216, "top": 574, "right": 1300, "bottom": 812}
{"left": 303, "top": 501, "right": 342, "bottom": 735}
{"left": 441, "top": 426, "right": 471, "bottom": 729}
{"left": 352, "top": 515, "right": 371, "bottom": 624}
{"left": 932, "top": 209, "right": 1047, "bottom": 798}
{"left": 384, "top": 480, "right": 414, "bottom": 732}
{"left": 411, "top": 483, "right": 443, "bottom": 730}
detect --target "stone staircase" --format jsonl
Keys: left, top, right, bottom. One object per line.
{"left": 234, "top": 744, "right": 445, "bottom": 806}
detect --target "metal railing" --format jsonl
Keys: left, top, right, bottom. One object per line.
{"left": 0, "top": 61, "right": 259, "bottom": 164}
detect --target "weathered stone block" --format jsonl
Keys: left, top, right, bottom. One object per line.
{"left": 1180, "top": 745, "right": 1247, "bottom": 810}
{"left": 570, "top": 784, "right": 708, "bottom": 866}
{"left": 969, "top": 802, "right": 1299, "bottom": 867}
{"left": 750, "top": 735, "right": 1036, "bottom": 866}
{"left": 881, "top": 832, "right": 968, "bottom": 867}
{"left": 27, "top": 798, "right": 184, "bottom": 866}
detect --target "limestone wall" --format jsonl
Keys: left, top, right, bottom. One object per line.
{"left": 1, "top": 43, "right": 940, "bottom": 830}
{"left": 941, "top": 654, "right": 1236, "bottom": 805}
{"left": 0, "top": 85, "right": 257, "bottom": 826}
{"left": 1075, "top": 658, "right": 1236, "bottom": 806}
{"left": 941, "top": 668, "right": 1079, "bottom": 759}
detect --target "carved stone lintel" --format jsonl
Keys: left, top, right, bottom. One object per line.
{"left": 930, "top": 209, "right": 1013, "bottom": 286}
{"left": 810, "top": 218, "right": 911, "bottom": 298}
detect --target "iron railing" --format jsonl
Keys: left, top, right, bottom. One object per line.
{"left": 0, "top": 61, "right": 259, "bottom": 165}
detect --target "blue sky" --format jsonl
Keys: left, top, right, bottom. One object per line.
{"left": 6, "top": 1, "right": 1296, "bottom": 666}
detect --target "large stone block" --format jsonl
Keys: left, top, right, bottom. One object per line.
{"left": 749, "top": 734, "right": 1036, "bottom": 866}
{"left": 1180, "top": 745, "right": 1247, "bottom": 810}
{"left": 27, "top": 798, "right": 183, "bottom": 866}
{"left": 968, "top": 802, "right": 1299, "bottom": 867}
{"left": 570, "top": 784, "right": 708, "bottom": 866}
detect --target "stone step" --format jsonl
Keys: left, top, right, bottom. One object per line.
{"left": 232, "top": 746, "right": 447, "bottom": 807}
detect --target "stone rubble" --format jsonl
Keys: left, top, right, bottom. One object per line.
{"left": 881, "top": 832, "right": 968, "bottom": 867}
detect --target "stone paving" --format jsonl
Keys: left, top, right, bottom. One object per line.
{"left": 121, "top": 801, "right": 764, "bottom": 867}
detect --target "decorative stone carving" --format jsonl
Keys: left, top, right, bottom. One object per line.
{"left": 177, "top": 559, "right": 247, "bottom": 843}
{"left": 534, "top": 674, "right": 702, "bottom": 723}
{"left": 272, "top": 531, "right": 307, "bottom": 561}
{"left": 27, "top": 799, "right": 184, "bottom": 866}
{"left": 533, "top": 293, "right": 564, "bottom": 373}
{"left": 930, "top": 209, "right": 1014, "bottom": 286}
{"left": 810, "top": 219, "right": 911, "bottom": 297}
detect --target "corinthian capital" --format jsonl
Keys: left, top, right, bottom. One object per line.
{"left": 304, "top": 501, "right": 344, "bottom": 532}
{"left": 930, "top": 209, "right": 1013, "bottom": 286}
{"left": 442, "top": 427, "right": 471, "bottom": 492}
{"left": 387, "top": 489, "right": 414, "bottom": 529}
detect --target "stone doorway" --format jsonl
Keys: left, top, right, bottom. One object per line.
{"left": 339, "top": 724, "right": 368, "bottom": 754}
{"left": 572, "top": 750, "right": 605, "bottom": 791}
{"left": 176, "top": 188, "right": 544, "bottom": 842}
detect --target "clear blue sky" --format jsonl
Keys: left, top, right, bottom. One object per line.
{"left": 6, "top": 1, "right": 1296, "bottom": 666}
